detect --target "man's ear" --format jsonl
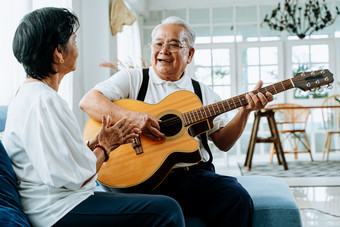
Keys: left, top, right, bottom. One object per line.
{"left": 53, "top": 44, "right": 64, "bottom": 63}
{"left": 187, "top": 47, "right": 195, "bottom": 64}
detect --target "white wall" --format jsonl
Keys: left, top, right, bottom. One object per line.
{"left": 72, "top": 0, "right": 117, "bottom": 128}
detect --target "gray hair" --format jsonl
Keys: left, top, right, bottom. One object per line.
{"left": 151, "top": 16, "right": 196, "bottom": 47}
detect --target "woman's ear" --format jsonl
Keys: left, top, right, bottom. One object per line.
{"left": 53, "top": 45, "right": 65, "bottom": 64}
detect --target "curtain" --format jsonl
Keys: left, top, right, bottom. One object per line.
{"left": 0, "top": 0, "right": 28, "bottom": 105}
{"left": 117, "top": 19, "right": 143, "bottom": 68}
{"left": 116, "top": 1, "right": 142, "bottom": 69}
{"left": 0, "top": 0, "right": 73, "bottom": 109}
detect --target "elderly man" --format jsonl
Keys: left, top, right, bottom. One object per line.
{"left": 80, "top": 16, "right": 273, "bottom": 226}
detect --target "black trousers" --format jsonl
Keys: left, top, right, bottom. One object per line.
{"left": 53, "top": 192, "right": 185, "bottom": 227}
{"left": 152, "top": 162, "right": 254, "bottom": 227}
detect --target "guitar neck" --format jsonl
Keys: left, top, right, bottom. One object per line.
{"left": 182, "top": 78, "right": 294, "bottom": 126}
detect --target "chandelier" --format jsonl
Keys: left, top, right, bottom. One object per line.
{"left": 263, "top": 0, "right": 340, "bottom": 39}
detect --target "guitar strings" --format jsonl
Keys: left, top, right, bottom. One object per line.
{"left": 159, "top": 87, "right": 279, "bottom": 128}
{"left": 159, "top": 74, "right": 330, "bottom": 128}
{"left": 159, "top": 81, "right": 292, "bottom": 128}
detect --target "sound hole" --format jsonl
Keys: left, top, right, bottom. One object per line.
{"left": 159, "top": 114, "right": 182, "bottom": 137}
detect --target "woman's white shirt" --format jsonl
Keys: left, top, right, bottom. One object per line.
{"left": 3, "top": 82, "right": 97, "bottom": 227}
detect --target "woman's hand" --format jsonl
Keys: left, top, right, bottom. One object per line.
{"left": 244, "top": 80, "right": 273, "bottom": 112}
{"left": 127, "top": 111, "right": 165, "bottom": 141}
{"left": 97, "top": 115, "right": 140, "bottom": 153}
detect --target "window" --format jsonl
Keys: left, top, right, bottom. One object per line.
{"left": 289, "top": 43, "right": 330, "bottom": 101}
{"left": 194, "top": 47, "right": 233, "bottom": 99}
{"left": 240, "top": 46, "right": 280, "bottom": 93}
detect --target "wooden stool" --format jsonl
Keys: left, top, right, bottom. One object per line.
{"left": 244, "top": 110, "right": 288, "bottom": 171}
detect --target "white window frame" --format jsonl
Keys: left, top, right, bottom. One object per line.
{"left": 236, "top": 41, "right": 285, "bottom": 103}
{"left": 194, "top": 43, "right": 236, "bottom": 97}
{"left": 336, "top": 38, "right": 340, "bottom": 87}
{"left": 285, "top": 38, "right": 336, "bottom": 106}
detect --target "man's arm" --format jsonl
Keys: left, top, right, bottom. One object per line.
{"left": 210, "top": 107, "right": 251, "bottom": 151}
{"left": 80, "top": 89, "right": 127, "bottom": 122}
{"left": 79, "top": 89, "right": 165, "bottom": 141}
{"left": 210, "top": 80, "right": 273, "bottom": 151}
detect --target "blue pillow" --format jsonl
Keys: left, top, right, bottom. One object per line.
{"left": 0, "top": 106, "right": 8, "bottom": 132}
{"left": 0, "top": 141, "right": 31, "bottom": 226}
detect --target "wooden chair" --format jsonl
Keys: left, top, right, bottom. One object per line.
{"left": 321, "top": 95, "right": 340, "bottom": 161}
{"left": 269, "top": 103, "right": 313, "bottom": 163}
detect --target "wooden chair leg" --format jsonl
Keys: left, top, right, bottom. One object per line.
{"left": 269, "top": 143, "right": 275, "bottom": 163}
{"left": 293, "top": 133, "right": 298, "bottom": 160}
{"left": 326, "top": 134, "right": 332, "bottom": 162}
{"left": 303, "top": 132, "right": 313, "bottom": 162}
{"left": 322, "top": 133, "right": 329, "bottom": 160}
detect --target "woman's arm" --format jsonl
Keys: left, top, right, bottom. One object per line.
{"left": 82, "top": 116, "right": 140, "bottom": 186}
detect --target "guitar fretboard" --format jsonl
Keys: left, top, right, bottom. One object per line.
{"left": 181, "top": 79, "right": 294, "bottom": 126}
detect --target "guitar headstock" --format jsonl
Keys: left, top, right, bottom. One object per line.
{"left": 292, "top": 69, "right": 334, "bottom": 91}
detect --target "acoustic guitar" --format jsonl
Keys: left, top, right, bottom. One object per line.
{"left": 83, "top": 69, "right": 333, "bottom": 192}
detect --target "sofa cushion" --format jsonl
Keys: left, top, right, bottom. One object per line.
{"left": 0, "top": 141, "right": 31, "bottom": 226}
{"left": 0, "top": 105, "right": 8, "bottom": 132}
{"left": 237, "top": 176, "right": 302, "bottom": 227}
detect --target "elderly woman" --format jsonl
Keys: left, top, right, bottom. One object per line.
{"left": 3, "top": 7, "right": 185, "bottom": 227}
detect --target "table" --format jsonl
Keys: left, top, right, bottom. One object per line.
{"left": 244, "top": 105, "right": 340, "bottom": 171}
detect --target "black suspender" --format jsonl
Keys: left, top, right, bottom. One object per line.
{"left": 191, "top": 80, "right": 213, "bottom": 164}
{"left": 137, "top": 68, "right": 213, "bottom": 163}
{"left": 136, "top": 68, "right": 150, "bottom": 101}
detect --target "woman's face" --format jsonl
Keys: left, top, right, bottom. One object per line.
{"left": 61, "top": 33, "right": 79, "bottom": 74}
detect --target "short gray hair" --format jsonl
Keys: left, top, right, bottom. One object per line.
{"left": 151, "top": 16, "right": 196, "bottom": 47}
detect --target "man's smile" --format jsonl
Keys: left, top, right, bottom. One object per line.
{"left": 158, "top": 58, "right": 173, "bottom": 63}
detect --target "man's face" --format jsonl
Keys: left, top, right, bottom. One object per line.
{"left": 151, "top": 24, "right": 194, "bottom": 81}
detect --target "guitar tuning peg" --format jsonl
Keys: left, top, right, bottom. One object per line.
{"left": 318, "top": 87, "right": 324, "bottom": 92}
{"left": 327, "top": 84, "right": 333, "bottom": 89}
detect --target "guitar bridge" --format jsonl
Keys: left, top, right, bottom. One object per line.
{"left": 131, "top": 137, "right": 143, "bottom": 155}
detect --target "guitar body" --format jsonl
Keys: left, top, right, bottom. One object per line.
{"left": 83, "top": 90, "right": 206, "bottom": 192}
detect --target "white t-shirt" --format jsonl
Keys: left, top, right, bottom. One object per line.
{"left": 3, "top": 82, "right": 97, "bottom": 227}
{"left": 94, "top": 67, "right": 230, "bottom": 162}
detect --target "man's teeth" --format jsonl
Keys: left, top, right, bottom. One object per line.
{"left": 159, "top": 59, "right": 172, "bottom": 63}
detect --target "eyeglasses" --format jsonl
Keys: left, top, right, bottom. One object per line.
{"left": 149, "top": 42, "right": 188, "bottom": 53}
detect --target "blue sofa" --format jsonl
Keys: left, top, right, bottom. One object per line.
{"left": 0, "top": 141, "right": 31, "bottom": 226}
{"left": 0, "top": 106, "right": 302, "bottom": 226}
{"left": 0, "top": 106, "right": 7, "bottom": 132}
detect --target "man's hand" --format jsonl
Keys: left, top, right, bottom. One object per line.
{"left": 244, "top": 80, "right": 273, "bottom": 111}
{"left": 128, "top": 111, "right": 166, "bottom": 141}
